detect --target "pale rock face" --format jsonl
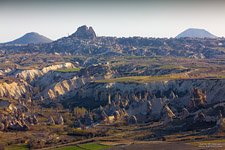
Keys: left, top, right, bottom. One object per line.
{"left": 0, "top": 81, "right": 30, "bottom": 99}
{"left": 41, "top": 62, "right": 74, "bottom": 74}
{"left": 47, "top": 79, "right": 77, "bottom": 100}
{"left": 0, "top": 71, "right": 3, "bottom": 76}
{"left": 16, "top": 69, "right": 43, "bottom": 82}
{"left": 40, "top": 66, "right": 114, "bottom": 100}
{"left": 42, "top": 76, "right": 87, "bottom": 100}
{"left": 68, "top": 79, "right": 225, "bottom": 118}
{"left": 78, "top": 79, "right": 225, "bottom": 107}
{"left": 34, "top": 63, "right": 115, "bottom": 101}
{"left": 15, "top": 62, "right": 75, "bottom": 82}
{"left": 163, "top": 105, "right": 176, "bottom": 118}
{"left": 4, "top": 68, "right": 12, "bottom": 73}
{"left": 35, "top": 71, "right": 75, "bottom": 90}
{"left": 47, "top": 116, "right": 55, "bottom": 125}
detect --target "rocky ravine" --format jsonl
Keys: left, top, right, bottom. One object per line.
{"left": 2, "top": 62, "right": 225, "bottom": 118}
{"left": 0, "top": 62, "right": 75, "bottom": 100}
{"left": 64, "top": 78, "right": 225, "bottom": 115}
{"left": 38, "top": 64, "right": 115, "bottom": 101}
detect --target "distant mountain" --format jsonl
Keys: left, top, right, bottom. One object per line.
{"left": 5, "top": 32, "right": 53, "bottom": 45}
{"left": 2, "top": 25, "right": 225, "bottom": 59}
{"left": 176, "top": 28, "right": 217, "bottom": 38}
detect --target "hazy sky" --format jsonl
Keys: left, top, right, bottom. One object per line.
{"left": 0, "top": 0, "right": 225, "bottom": 42}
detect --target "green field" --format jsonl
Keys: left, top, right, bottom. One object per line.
{"left": 5, "top": 144, "right": 28, "bottom": 150}
{"left": 5, "top": 142, "right": 110, "bottom": 150}
{"left": 159, "top": 65, "right": 186, "bottom": 70}
{"left": 53, "top": 142, "right": 111, "bottom": 150}
{"left": 190, "top": 139, "right": 225, "bottom": 146}
{"left": 55, "top": 68, "right": 81, "bottom": 73}
{"left": 95, "top": 74, "right": 188, "bottom": 83}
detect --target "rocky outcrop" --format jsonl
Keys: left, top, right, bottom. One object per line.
{"left": 190, "top": 88, "right": 207, "bottom": 108}
{"left": 15, "top": 62, "right": 75, "bottom": 82}
{"left": 162, "top": 105, "right": 176, "bottom": 125}
{"left": 127, "top": 100, "right": 152, "bottom": 117}
{"left": 56, "top": 115, "right": 64, "bottom": 125}
{"left": 43, "top": 76, "right": 86, "bottom": 100}
{"left": 39, "top": 64, "right": 114, "bottom": 100}
{"left": 47, "top": 116, "right": 55, "bottom": 125}
{"left": 0, "top": 101, "right": 36, "bottom": 131}
{"left": 74, "top": 79, "right": 225, "bottom": 106}
{"left": 71, "top": 25, "right": 96, "bottom": 40}
{"left": 0, "top": 80, "right": 31, "bottom": 99}
{"left": 41, "top": 63, "right": 74, "bottom": 74}
{"left": 128, "top": 115, "right": 137, "bottom": 124}
{"left": 16, "top": 69, "right": 43, "bottom": 82}
{"left": 0, "top": 123, "right": 4, "bottom": 131}
{"left": 35, "top": 71, "right": 76, "bottom": 90}
{"left": 47, "top": 79, "right": 76, "bottom": 100}
{"left": 2, "top": 27, "right": 225, "bottom": 58}
{"left": 60, "top": 78, "right": 225, "bottom": 120}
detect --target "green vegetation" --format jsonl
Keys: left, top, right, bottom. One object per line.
{"left": 54, "top": 143, "right": 111, "bottom": 150}
{"left": 96, "top": 74, "right": 188, "bottom": 83}
{"left": 215, "top": 75, "right": 225, "bottom": 79}
{"left": 190, "top": 139, "right": 225, "bottom": 147}
{"left": 79, "top": 143, "right": 110, "bottom": 150}
{"left": 55, "top": 68, "right": 81, "bottom": 73}
{"left": 5, "top": 144, "right": 28, "bottom": 150}
{"left": 54, "top": 145, "right": 83, "bottom": 150}
{"left": 159, "top": 65, "right": 186, "bottom": 70}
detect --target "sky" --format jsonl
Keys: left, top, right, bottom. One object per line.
{"left": 0, "top": 0, "right": 225, "bottom": 42}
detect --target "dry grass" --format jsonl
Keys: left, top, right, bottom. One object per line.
{"left": 95, "top": 73, "right": 189, "bottom": 83}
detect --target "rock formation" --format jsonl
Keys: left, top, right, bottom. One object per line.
{"left": 113, "top": 111, "right": 120, "bottom": 121}
{"left": 180, "top": 108, "right": 190, "bottom": 120}
{"left": 0, "top": 80, "right": 30, "bottom": 100}
{"left": 194, "top": 112, "right": 206, "bottom": 122}
{"left": 72, "top": 25, "right": 96, "bottom": 40}
{"left": 162, "top": 105, "right": 176, "bottom": 125}
{"left": 191, "top": 88, "right": 207, "bottom": 108}
{"left": 216, "top": 110, "right": 224, "bottom": 127}
{"left": 128, "top": 115, "right": 137, "bottom": 124}
{"left": 15, "top": 62, "right": 75, "bottom": 82}
{"left": 47, "top": 116, "right": 55, "bottom": 125}
{"left": 56, "top": 115, "right": 64, "bottom": 125}
{"left": 0, "top": 123, "right": 4, "bottom": 131}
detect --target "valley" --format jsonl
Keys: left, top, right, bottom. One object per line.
{"left": 0, "top": 26, "right": 225, "bottom": 150}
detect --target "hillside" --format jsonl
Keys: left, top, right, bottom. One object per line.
{"left": 176, "top": 28, "right": 217, "bottom": 38}
{"left": 5, "top": 32, "right": 53, "bottom": 45}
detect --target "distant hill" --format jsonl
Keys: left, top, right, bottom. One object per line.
{"left": 176, "top": 28, "right": 217, "bottom": 38}
{"left": 2, "top": 25, "right": 225, "bottom": 59}
{"left": 5, "top": 32, "right": 53, "bottom": 45}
